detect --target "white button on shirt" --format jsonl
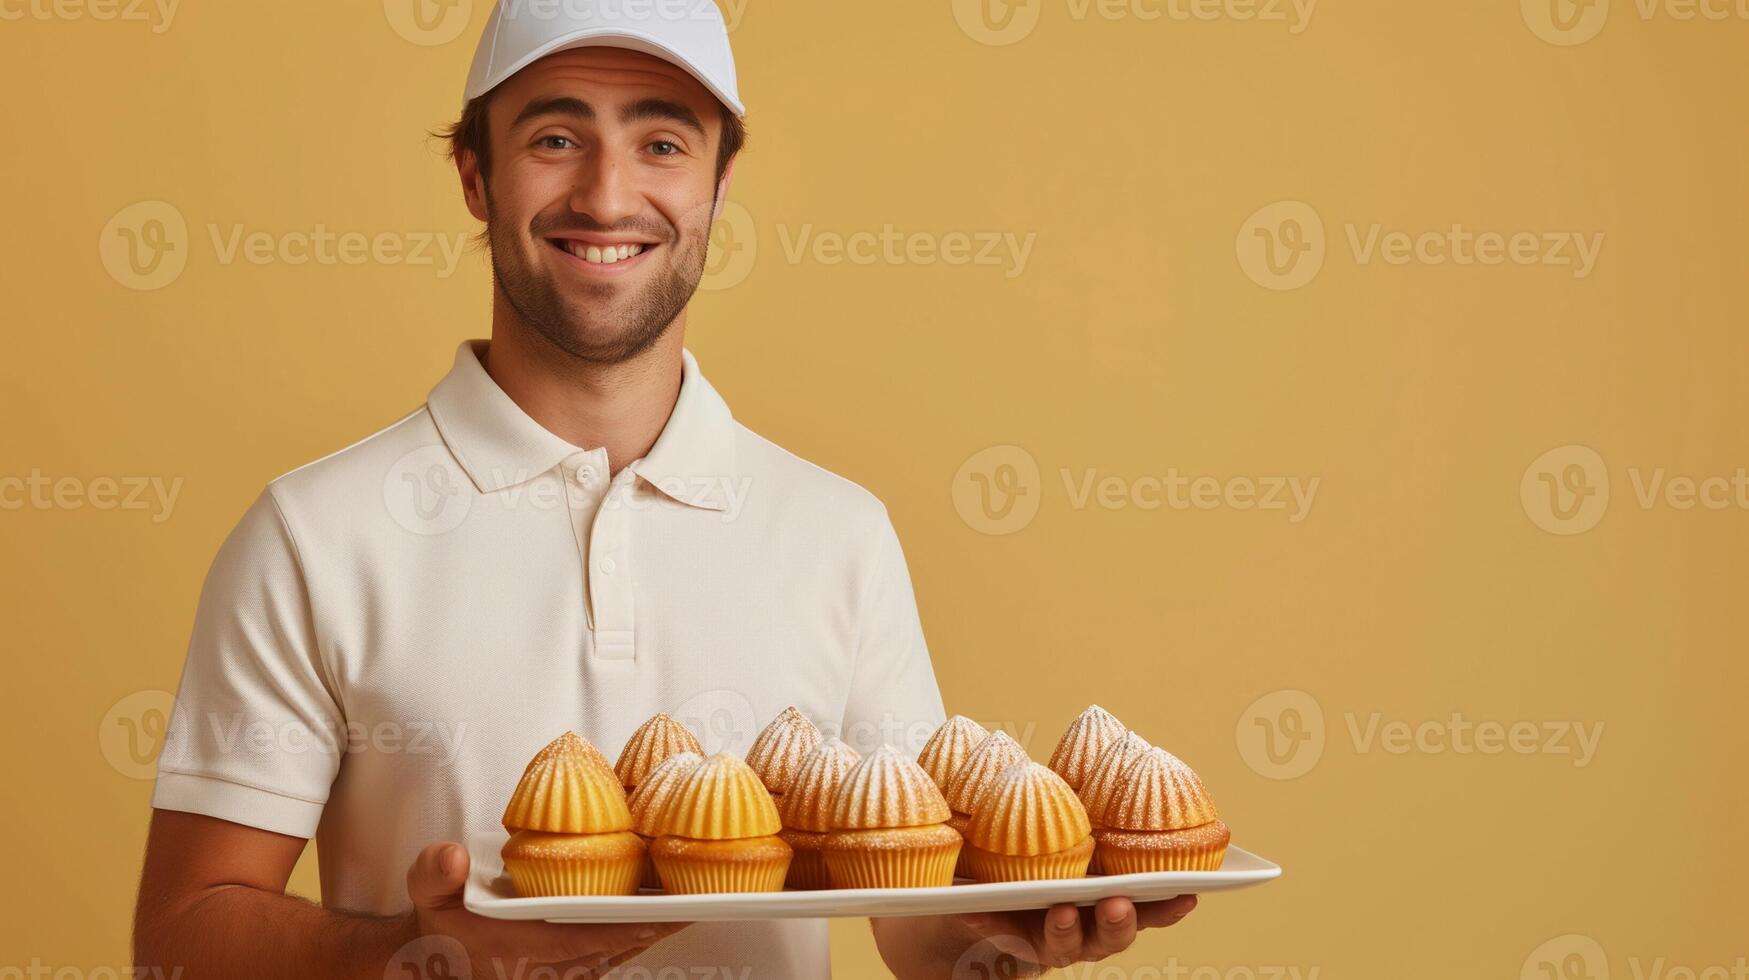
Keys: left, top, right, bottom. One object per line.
{"left": 153, "top": 341, "right": 945, "bottom": 978}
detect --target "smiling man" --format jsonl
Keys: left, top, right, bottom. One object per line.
{"left": 130, "top": 2, "right": 1193, "bottom": 977}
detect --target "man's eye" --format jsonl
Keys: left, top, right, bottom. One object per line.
{"left": 539, "top": 136, "right": 575, "bottom": 150}
{"left": 650, "top": 141, "right": 680, "bottom": 156}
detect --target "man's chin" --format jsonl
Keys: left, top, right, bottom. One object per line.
{"left": 532, "top": 314, "right": 674, "bottom": 365}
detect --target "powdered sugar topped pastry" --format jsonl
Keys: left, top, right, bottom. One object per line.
{"left": 916, "top": 715, "right": 990, "bottom": 792}
{"left": 745, "top": 705, "right": 823, "bottom": 798}
{"left": 1047, "top": 704, "right": 1126, "bottom": 792}
{"left": 614, "top": 713, "right": 704, "bottom": 790}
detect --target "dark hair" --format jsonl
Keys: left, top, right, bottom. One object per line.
{"left": 435, "top": 93, "right": 746, "bottom": 185}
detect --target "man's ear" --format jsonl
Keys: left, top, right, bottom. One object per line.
{"left": 457, "top": 148, "right": 489, "bottom": 224}
{"left": 710, "top": 155, "right": 739, "bottom": 225}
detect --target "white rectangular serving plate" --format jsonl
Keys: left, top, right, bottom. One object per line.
{"left": 463, "top": 832, "right": 1281, "bottom": 923}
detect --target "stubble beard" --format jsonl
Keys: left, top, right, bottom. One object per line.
{"left": 485, "top": 190, "right": 713, "bottom": 366}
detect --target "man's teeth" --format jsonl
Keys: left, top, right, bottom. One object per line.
{"left": 566, "top": 242, "right": 647, "bottom": 264}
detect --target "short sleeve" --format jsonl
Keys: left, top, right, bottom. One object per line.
{"left": 839, "top": 514, "right": 946, "bottom": 758}
{"left": 151, "top": 489, "right": 343, "bottom": 839}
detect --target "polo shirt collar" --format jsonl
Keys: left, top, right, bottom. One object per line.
{"left": 427, "top": 341, "right": 737, "bottom": 511}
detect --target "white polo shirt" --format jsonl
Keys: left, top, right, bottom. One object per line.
{"left": 153, "top": 341, "right": 945, "bottom": 978}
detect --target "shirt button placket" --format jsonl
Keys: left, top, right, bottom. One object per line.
{"left": 562, "top": 450, "right": 610, "bottom": 633}
{"left": 588, "top": 471, "right": 636, "bottom": 661}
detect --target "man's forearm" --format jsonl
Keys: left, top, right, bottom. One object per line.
{"left": 135, "top": 882, "right": 419, "bottom": 980}
{"left": 871, "top": 915, "right": 986, "bottom": 980}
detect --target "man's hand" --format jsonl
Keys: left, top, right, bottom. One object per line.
{"left": 871, "top": 895, "right": 1197, "bottom": 979}
{"left": 958, "top": 896, "right": 1198, "bottom": 974}
{"left": 133, "top": 810, "right": 690, "bottom": 980}
{"left": 405, "top": 842, "right": 690, "bottom": 979}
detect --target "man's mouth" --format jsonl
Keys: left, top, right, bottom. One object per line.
{"left": 547, "top": 237, "right": 656, "bottom": 269}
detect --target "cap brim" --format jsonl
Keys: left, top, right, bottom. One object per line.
{"left": 466, "top": 27, "right": 745, "bottom": 116}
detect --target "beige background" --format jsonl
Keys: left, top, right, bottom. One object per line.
{"left": 2, "top": 0, "right": 1746, "bottom": 976}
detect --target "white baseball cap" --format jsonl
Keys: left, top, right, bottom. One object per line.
{"left": 464, "top": 0, "right": 744, "bottom": 115}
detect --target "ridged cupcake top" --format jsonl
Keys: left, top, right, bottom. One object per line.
{"left": 503, "top": 732, "right": 633, "bottom": 834}
{"left": 656, "top": 751, "right": 782, "bottom": 840}
{"left": 968, "top": 762, "right": 1092, "bottom": 856}
{"left": 614, "top": 713, "right": 704, "bottom": 789}
{"left": 916, "top": 715, "right": 990, "bottom": 792}
{"left": 525, "top": 730, "right": 613, "bottom": 774}
{"left": 779, "top": 740, "right": 863, "bottom": 833}
{"left": 745, "top": 706, "right": 823, "bottom": 795}
{"left": 943, "top": 730, "right": 1030, "bottom": 814}
{"left": 1079, "top": 731, "right": 1153, "bottom": 821}
{"left": 1047, "top": 704, "right": 1127, "bottom": 791}
{"left": 1103, "top": 747, "right": 1219, "bottom": 831}
{"left": 829, "top": 744, "right": 952, "bottom": 830}
{"left": 627, "top": 751, "right": 704, "bottom": 837}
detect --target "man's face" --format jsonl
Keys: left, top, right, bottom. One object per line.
{"left": 464, "top": 47, "right": 730, "bottom": 365}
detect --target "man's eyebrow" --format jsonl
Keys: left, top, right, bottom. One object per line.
{"left": 620, "top": 98, "right": 707, "bottom": 140}
{"left": 511, "top": 96, "right": 593, "bottom": 129}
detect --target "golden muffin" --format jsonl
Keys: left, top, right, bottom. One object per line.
{"left": 745, "top": 705, "right": 823, "bottom": 804}
{"left": 822, "top": 745, "right": 961, "bottom": 888}
{"left": 501, "top": 732, "right": 644, "bottom": 896}
{"left": 1077, "top": 731, "right": 1152, "bottom": 873}
{"left": 625, "top": 750, "right": 704, "bottom": 889}
{"left": 614, "top": 712, "right": 703, "bottom": 791}
{"left": 776, "top": 740, "right": 862, "bottom": 889}
{"left": 1047, "top": 704, "right": 1127, "bottom": 792}
{"left": 941, "top": 730, "right": 1030, "bottom": 876}
{"left": 916, "top": 715, "right": 989, "bottom": 793}
{"left": 963, "top": 762, "right": 1095, "bottom": 882}
{"left": 523, "top": 729, "right": 613, "bottom": 775}
{"left": 649, "top": 752, "right": 791, "bottom": 894}
{"left": 1096, "top": 747, "right": 1230, "bottom": 873}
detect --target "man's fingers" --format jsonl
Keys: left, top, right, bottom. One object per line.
{"left": 1085, "top": 897, "right": 1138, "bottom": 959}
{"left": 407, "top": 842, "right": 469, "bottom": 911}
{"left": 1135, "top": 894, "right": 1198, "bottom": 929}
{"left": 1035, "top": 904, "right": 1085, "bottom": 967}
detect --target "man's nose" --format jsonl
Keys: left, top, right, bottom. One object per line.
{"left": 566, "top": 154, "right": 640, "bottom": 229}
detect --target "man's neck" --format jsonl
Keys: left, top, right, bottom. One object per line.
{"left": 483, "top": 299, "right": 687, "bottom": 475}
